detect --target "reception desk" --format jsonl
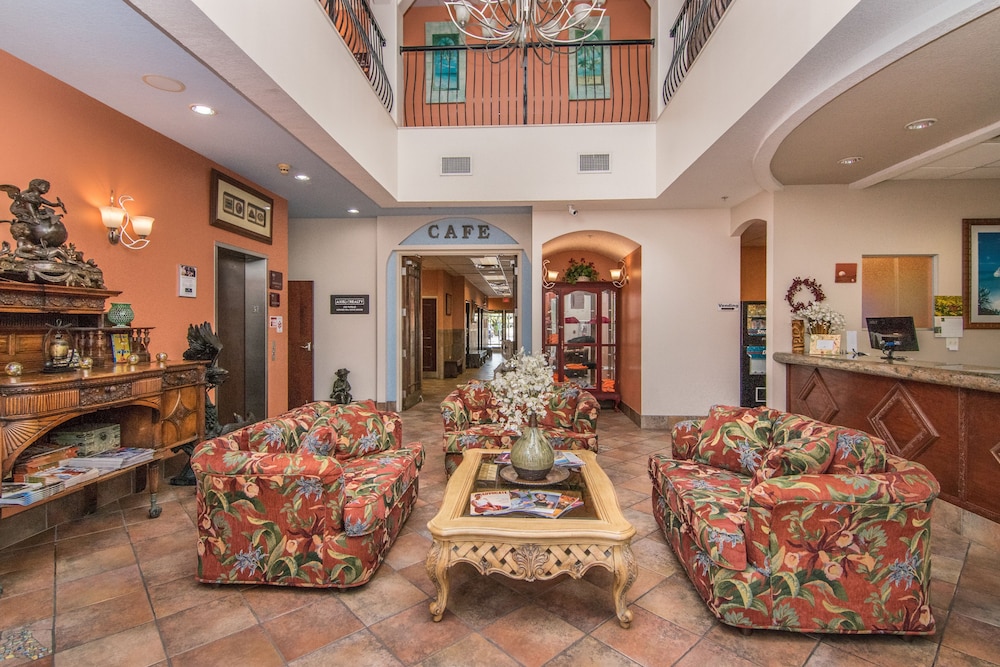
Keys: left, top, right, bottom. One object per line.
{"left": 775, "top": 352, "right": 1000, "bottom": 523}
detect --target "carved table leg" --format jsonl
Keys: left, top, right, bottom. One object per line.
{"left": 426, "top": 541, "right": 451, "bottom": 621}
{"left": 147, "top": 461, "right": 162, "bottom": 519}
{"left": 612, "top": 544, "right": 638, "bottom": 628}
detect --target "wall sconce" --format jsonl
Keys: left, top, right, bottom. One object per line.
{"left": 542, "top": 259, "right": 559, "bottom": 288}
{"left": 609, "top": 260, "right": 628, "bottom": 287}
{"left": 99, "top": 192, "right": 153, "bottom": 250}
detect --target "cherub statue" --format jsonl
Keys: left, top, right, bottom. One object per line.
{"left": 1, "top": 179, "right": 68, "bottom": 247}
{"left": 330, "top": 368, "right": 352, "bottom": 404}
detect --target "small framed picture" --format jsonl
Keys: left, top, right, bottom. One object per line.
{"left": 179, "top": 264, "right": 197, "bottom": 298}
{"left": 210, "top": 169, "right": 273, "bottom": 244}
{"left": 809, "top": 333, "right": 841, "bottom": 356}
{"left": 110, "top": 333, "right": 132, "bottom": 364}
{"left": 269, "top": 270, "right": 283, "bottom": 291}
{"left": 269, "top": 292, "right": 280, "bottom": 308}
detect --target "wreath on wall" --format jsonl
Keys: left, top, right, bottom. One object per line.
{"left": 786, "top": 276, "right": 825, "bottom": 314}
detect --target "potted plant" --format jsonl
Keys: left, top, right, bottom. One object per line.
{"left": 564, "top": 257, "right": 600, "bottom": 283}
{"left": 490, "top": 349, "right": 556, "bottom": 480}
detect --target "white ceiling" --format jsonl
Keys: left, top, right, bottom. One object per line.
{"left": 1, "top": 1, "right": 997, "bottom": 228}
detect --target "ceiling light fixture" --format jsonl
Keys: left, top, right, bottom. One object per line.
{"left": 294, "top": 174, "right": 311, "bottom": 181}
{"left": 837, "top": 156, "right": 864, "bottom": 166}
{"left": 347, "top": 208, "right": 360, "bottom": 214}
{"left": 142, "top": 74, "right": 185, "bottom": 93}
{"left": 905, "top": 118, "right": 937, "bottom": 131}
{"left": 446, "top": 0, "right": 606, "bottom": 61}
{"left": 189, "top": 104, "right": 216, "bottom": 116}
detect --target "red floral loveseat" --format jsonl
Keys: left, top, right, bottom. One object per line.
{"left": 649, "top": 404, "right": 939, "bottom": 635}
{"left": 441, "top": 381, "right": 599, "bottom": 475}
{"left": 191, "top": 400, "right": 423, "bottom": 588}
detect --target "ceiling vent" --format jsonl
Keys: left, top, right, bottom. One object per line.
{"left": 441, "top": 156, "right": 472, "bottom": 175}
{"left": 578, "top": 153, "right": 611, "bottom": 173}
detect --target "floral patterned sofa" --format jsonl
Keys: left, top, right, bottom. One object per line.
{"left": 441, "top": 381, "right": 599, "bottom": 475}
{"left": 191, "top": 400, "right": 423, "bottom": 588}
{"left": 648, "top": 404, "right": 939, "bottom": 635}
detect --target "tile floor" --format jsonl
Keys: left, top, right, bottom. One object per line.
{"left": 1, "top": 357, "right": 999, "bottom": 666}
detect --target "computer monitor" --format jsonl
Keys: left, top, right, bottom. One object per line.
{"left": 866, "top": 316, "right": 919, "bottom": 352}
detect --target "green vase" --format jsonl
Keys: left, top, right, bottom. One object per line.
{"left": 510, "top": 415, "right": 554, "bottom": 481}
{"left": 107, "top": 302, "right": 135, "bottom": 328}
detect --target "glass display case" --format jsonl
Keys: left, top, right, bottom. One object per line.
{"left": 543, "top": 282, "right": 619, "bottom": 405}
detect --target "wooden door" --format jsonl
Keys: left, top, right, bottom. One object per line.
{"left": 422, "top": 298, "right": 437, "bottom": 372}
{"left": 401, "top": 257, "right": 422, "bottom": 409}
{"left": 288, "top": 281, "right": 314, "bottom": 408}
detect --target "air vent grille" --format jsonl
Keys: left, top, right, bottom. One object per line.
{"left": 441, "top": 156, "right": 472, "bottom": 175}
{"left": 579, "top": 153, "right": 611, "bottom": 173}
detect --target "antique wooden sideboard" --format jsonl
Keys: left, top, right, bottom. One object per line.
{"left": 0, "top": 283, "right": 206, "bottom": 528}
{"left": 776, "top": 352, "right": 1000, "bottom": 523}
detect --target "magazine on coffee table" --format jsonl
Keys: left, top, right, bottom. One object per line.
{"left": 492, "top": 451, "right": 586, "bottom": 468}
{"left": 470, "top": 489, "right": 583, "bottom": 518}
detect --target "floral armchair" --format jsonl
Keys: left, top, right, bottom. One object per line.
{"left": 441, "top": 381, "right": 599, "bottom": 475}
{"left": 191, "top": 400, "right": 423, "bottom": 588}
{"left": 649, "top": 404, "right": 939, "bottom": 635}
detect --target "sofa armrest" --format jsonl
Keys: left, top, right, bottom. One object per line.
{"left": 571, "top": 389, "right": 600, "bottom": 433}
{"left": 671, "top": 419, "right": 703, "bottom": 460}
{"left": 441, "top": 389, "right": 470, "bottom": 432}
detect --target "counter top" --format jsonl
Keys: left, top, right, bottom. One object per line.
{"left": 774, "top": 352, "right": 1000, "bottom": 394}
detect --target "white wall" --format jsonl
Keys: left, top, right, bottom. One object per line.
{"left": 767, "top": 180, "right": 1000, "bottom": 407}
{"left": 289, "top": 218, "right": 379, "bottom": 403}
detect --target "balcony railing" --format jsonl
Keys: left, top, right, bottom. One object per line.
{"left": 319, "top": 0, "right": 393, "bottom": 112}
{"left": 663, "top": 0, "right": 734, "bottom": 105}
{"left": 401, "top": 41, "right": 653, "bottom": 127}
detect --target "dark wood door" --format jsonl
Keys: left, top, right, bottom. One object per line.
{"left": 422, "top": 298, "right": 437, "bottom": 372}
{"left": 288, "top": 281, "right": 314, "bottom": 409}
{"left": 401, "top": 257, "right": 422, "bottom": 409}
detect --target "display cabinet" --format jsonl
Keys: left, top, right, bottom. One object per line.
{"left": 543, "top": 282, "right": 620, "bottom": 406}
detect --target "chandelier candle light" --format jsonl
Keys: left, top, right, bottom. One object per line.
{"left": 490, "top": 349, "right": 556, "bottom": 480}
{"left": 446, "top": 0, "right": 606, "bottom": 51}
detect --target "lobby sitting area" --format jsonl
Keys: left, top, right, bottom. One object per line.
{"left": 440, "top": 380, "right": 600, "bottom": 475}
{"left": 649, "top": 404, "right": 939, "bottom": 636}
{"left": 191, "top": 400, "right": 424, "bottom": 589}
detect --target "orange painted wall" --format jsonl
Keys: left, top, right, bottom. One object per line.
{"left": 618, "top": 247, "right": 641, "bottom": 412}
{"left": 544, "top": 250, "right": 619, "bottom": 283}
{"left": 741, "top": 246, "right": 766, "bottom": 301}
{"left": 1, "top": 51, "right": 289, "bottom": 416}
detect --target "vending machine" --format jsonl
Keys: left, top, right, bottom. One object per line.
{"left": 740, "top": 301, "right": 766, "bottom": 407}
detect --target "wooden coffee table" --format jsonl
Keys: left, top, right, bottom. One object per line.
{"left": 426, "top": 449, "right": 637, "bottom": 628}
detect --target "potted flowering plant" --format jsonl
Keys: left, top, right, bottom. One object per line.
{"left": 799, "top": 303, "right": 846, "bottom": 334}
{"left": 563, "top": 257, "right": 599, "bottom": 283}
{"left": 490, "top": 349, "right": 556, "bottom": 480}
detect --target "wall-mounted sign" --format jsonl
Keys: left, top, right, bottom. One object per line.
{"left": 331, "top": 295, "right": 370, "bottom": 314}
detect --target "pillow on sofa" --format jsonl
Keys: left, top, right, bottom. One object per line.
{"left": 828, "top": 429, "right": 889, "bottom": 474}
{"left": 771, "top": 412, "right": 837, "bottom": 447}
{"left": 692, "top": 405, "right": 779, "bottom": 476}
{"left": 304, "top": 400, "right": 393, "bottom": 461}
{"left": 747, "top": 435, "right": 834, "bottom": 494}
{"left": 463, "top": 382, "right": 501, "bottom": 425}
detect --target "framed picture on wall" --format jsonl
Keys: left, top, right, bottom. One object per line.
{"left": 962, "top": 218, "right": 1000, "bottom": 329}
{"left": 210, "top": 169, "right": 273, "bottom": 244}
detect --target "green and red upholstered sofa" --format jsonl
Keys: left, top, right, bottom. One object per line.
{"left": 191, "top": 400, "right": 423, "bottom": 588}
{"left": 441, "top": 381, "right": 599, "bottom": 475}
{"left": 649, "top": 404, "right": 939, "bottom": 635}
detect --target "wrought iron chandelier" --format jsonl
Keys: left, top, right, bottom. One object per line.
{"left": 445, "top": 0, "right": 606, "bottom": 50}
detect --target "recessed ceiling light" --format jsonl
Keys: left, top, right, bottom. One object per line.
{"left": 347, "top": 208, "right": 360, "bottom": 214}
{"left": 838, "top": 156, "right": 864, "bottom": 165}
{"left": 189, "top": 104, "right": 216, "bottom": 116}
{"left": 905, "top": 118, "right": 937, "bottom": 131}
{"left": 294, "top": 174, "right": 311, "bottom": 181}
{"left": 142, "top": 74, "right": 185, "bottom": 92}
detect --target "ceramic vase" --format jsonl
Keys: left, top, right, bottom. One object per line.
{"left": 107, "top": 302, "right": 135, "bottom": 328}
{"left": 510, "top": 414, "right": 555, "bottom": 481}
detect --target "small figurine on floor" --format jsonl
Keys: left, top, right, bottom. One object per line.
{"left": 330, "top": 368, "right": 352, "bottom": 404}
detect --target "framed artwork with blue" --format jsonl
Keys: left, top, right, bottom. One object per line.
{"left": 569, "top": 19, "right": 610, "bottom": 101}
{"left": 963, "top": 218, "right": 1000, "bottom": 328}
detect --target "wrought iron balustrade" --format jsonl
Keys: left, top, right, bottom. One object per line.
{"left": 662, "top": 0, "right": 734, "bottom": 105}
{"left": 319, "top": 0, "right": 393, "bottom": 112}
{"left": 401, "top": 41, "right": 653, "bottom": 127}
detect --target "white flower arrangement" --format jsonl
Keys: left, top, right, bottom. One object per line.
{"left": 799, "top": 303, "right": 846, "bottom": 332}
{"left": 490, "top": 349, "right": 555, "bottom": 434}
